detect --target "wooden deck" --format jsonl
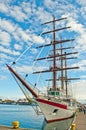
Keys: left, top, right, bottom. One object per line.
{"left": 74, "top": 111, "right": 86, "bottom": 130}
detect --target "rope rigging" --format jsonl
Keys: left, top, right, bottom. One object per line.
{"left": 9, "top": 28, "right": 56, "bottom": 96}
{"left": 11, "top": 44, "right": 33, "bottom": 66}
{"left": 33, "top": 40, "right": 54, "bottom": 90}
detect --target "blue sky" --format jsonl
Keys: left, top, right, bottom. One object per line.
{"left": 0, "top": 0, "right": 86, "bottom": 101}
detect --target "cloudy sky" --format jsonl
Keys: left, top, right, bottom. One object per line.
{"left": 0, "top": 0, "right": 86, "bottom": 102}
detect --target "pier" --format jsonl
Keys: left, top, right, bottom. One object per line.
{"left": 74, "top": 111, "right": 86, "bottom": 130}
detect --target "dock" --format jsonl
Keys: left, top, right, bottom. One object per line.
{"left": 74, "top": 111, "right": 86, "bottom": 130}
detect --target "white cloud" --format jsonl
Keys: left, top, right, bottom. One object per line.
{"left": 65, "top": 16, "right": 86, "bottom": 51}
{"left": 72, "top": 80, "right": 86, "bottom": 100}
{"left": 0, "top": 18, "right": 16, "bottom": 33}
{"left": 21, "top": 2, "right": 32, "bottom": 15}
{"left": 44, "top": 0, "right": 58, "bottom": 10}
{"left": 16, "top": 28, "right": 31, "bottom": 42}
{"left": 0, "top": 17, "right": 46, "bottom": 50}
{"left": 0, "top": 53, "right": 9, "bottom": 59}
{"left": 10, "top": 6, "right": 27, "bottom": 21}
{"left": 78, "top": 60, "right": 86, "bottom": 71}
{"left": 71, "top": 59, "right": 86, "bottom": 71}
{"left": 35, "top": 7, "right": 52, "bottom": 23}
{"left": 32, "top": 35, "right": 45, "bottom": 44}
{"left": 0, "top": 19, "right": 33, "bottom": 45}
{"left": 77, "top": 0, "right": 86, "bottom": 6}
{"left": 66, "top": 16, "right": 85, "bottom": 34}
{"left": 0, "top": 31, "right": 11, "bottom": 46}
{"left": 44, "top": 0, "right": 77, "bottom": 19}
{"left": 15, "top": 64, "right": 47, "bottom": 74}
{"left": 0, "top": 1, "right": 30, "bottom": 22}
{"left": 14, "top": 44, "right": 22, "bottom": 51}
{"left": 76, "top": 33, "right": 86, "bottom": 50}
{"left": 0, "top": 0, "right": 11, "bottom": 3}
{"left": 80, "top": 7, "right": 86, "bottom": 21}
{"left": 16, "top": 65, "right": 33, "bottom": 73}
{"left": 78, "top": 60, "right": 86, "bottom": 66}
{"left": 0, "top": 46, "right": 20, "bottom": 56}
{"left": 0, "top": 3, "right": 9, "bottom": 13}
{"left": 30, "top": 48, "right": 37, "bottom": 54}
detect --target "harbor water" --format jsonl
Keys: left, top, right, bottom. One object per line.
{"left": 0, "top": 104, "right": 44, "bottom": 130}
{"left": 0, "top": 104, "right": 75, "bottom": 130}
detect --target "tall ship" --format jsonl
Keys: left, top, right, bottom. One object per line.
{"left": 7, "top": 16, "right": 79, "bottom": 130}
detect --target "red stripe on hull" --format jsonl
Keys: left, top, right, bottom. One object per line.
{"left": 37, "top": 98, "right": 67, "bottom": 109}
{"left": 47, "top": 113, "right": 75, "bottom": 123}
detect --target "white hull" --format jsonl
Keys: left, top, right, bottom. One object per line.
{"left": 43, "top": 117, "right": 74, "bottom": 130}
{"left": 37, "top": 97, "right": 76, "bottom": 124}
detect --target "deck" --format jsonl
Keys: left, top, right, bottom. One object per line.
{"left": 74, "top": 111, "right": 86, "bottom": 130}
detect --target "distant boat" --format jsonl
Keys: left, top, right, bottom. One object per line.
{"left": 7, "top": 16, "right": 80, "bottom": 130}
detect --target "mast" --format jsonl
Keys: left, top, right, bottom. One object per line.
{"left": 34, "top": 16, "right": 79, "bottom": 93}
{"left": 53, "top": 15, "right": 57, "bottom": 91}
{"left": 64, "top": 52, "right": 68, "bottom": 96}
{"left": 60, "top": 37, "right": 64, "bottom": 90}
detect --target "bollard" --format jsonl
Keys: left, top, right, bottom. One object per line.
{"left": 71, "top": 123, "right": 76, "bottom": 130}
{"left": 12, "top": 121, "right": 19, "bottom": 129}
